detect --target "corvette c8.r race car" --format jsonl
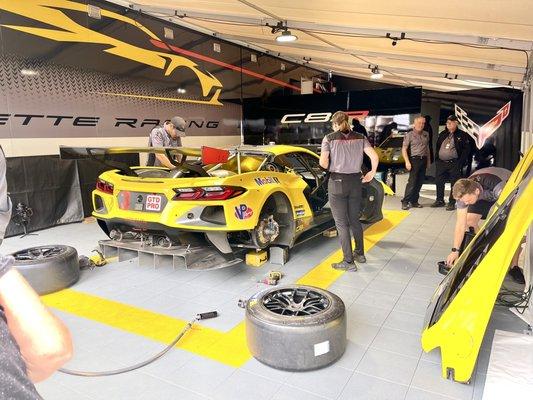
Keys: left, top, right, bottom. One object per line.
{"left": 61, "top": 145, "right": 390, "bottom": 268}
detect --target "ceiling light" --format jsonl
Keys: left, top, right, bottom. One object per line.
{"left": 370, "top": 66, "right": 383, "bottom": 80}
{"left": 20, "top": 69, "right": 39, "bottom": 77}
{"left": 270, "top": 21, "right": 297, "bottom": 43}
{"left": 276, "top": 30, "right": 297, "bottom": 43}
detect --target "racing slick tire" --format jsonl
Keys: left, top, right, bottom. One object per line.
{"left": 245, "top": 285, "right": 346, "bottom": 371}
{"left": 10, "top": 245, "right": 80, "bottom": 295}
{"left": 360, "top": 179, "right": 384, "bottom": 224}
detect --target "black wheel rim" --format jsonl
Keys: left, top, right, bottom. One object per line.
{"left": 262, "top": 287, "right": 329, "bottom": 316}
{"left": 13, "top": 246, "right": 66, "bottom": 261}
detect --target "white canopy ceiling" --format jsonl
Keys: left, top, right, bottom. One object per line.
{"left": 110, "top": 0, "right": 533, "bottom": 92}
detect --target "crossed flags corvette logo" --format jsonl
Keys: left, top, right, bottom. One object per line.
{"left": 454, "top": 102, "right": 511, "bottom": 149}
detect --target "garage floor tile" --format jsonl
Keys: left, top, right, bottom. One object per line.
{"left": 212, "top": 370, "right": 282, "bottom": 400}
{"left": 347, "top": 303, "right": 391, "bottom": 326}
{"left": 383, "top": 310, "right": 426, "bottom": 335}
{"left": 405, "top": 387, "right": 456, "bottom": 400}
{"left": 356, "top": 348, "right": 419, "bottom": 385}
{"left": 287, "top": 365, "right": 353, "bottom": 399}
{"left": 338, "top": 372, "right": 409, "bottom": 400}
{"left": 271, "top": 385, "right": 330, "bottom": 400}
{"left": 370, "top": 327, "right": 422, "bottom": 359}
{"left": 353, "top": 287, "right": 400, "bottom": 311}
{"left": 159, "top": 355, "right": 236, "bottom": 398}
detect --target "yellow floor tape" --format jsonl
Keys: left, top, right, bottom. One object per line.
{"left": 42, "top": 210, "right": 408, "bottom": 367}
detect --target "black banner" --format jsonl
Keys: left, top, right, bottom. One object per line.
{"left": 243, "top": 87, "right": 422, "bottom": 145}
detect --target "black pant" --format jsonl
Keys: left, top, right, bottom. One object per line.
{"left": 402, "top": 156, "right": 427, "bottom": 204}
{"left": 328, "top": 173, "right": 364, "bottom": 263}
{"left": 435, "top": 160, "right": 461, "bottom": 203}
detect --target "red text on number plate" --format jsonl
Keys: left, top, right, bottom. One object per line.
{"left": 146, "top": 195, "right": 162, "bottom": 211}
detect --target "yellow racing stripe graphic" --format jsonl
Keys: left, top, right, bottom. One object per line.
{"left": 42, "top": 210, "right": 407, "bottom": 367}
{"left": 95, "top": 89, "right": 223, "bottom": 107}
{"left": 0, "top": 0, "right": 223, "bottom": 105}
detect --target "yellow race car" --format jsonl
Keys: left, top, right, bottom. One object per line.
{"left": 61, "top": 145, "right": 388, "bottom": 268}
{"left": 375, "top": 134, "right": 406, "bottom": 168}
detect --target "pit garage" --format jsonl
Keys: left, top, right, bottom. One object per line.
{"left": 0, "top": 1, "right": 532, "bottom": 400}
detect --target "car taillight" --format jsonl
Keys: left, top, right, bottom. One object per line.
{"left": 172, "top": 186, "right": 245, "bottom": 201}
{"left": 96, "top": 178, "right": 114, "bottom": 195}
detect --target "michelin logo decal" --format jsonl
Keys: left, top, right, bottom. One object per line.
{"left": 254, "top": 177, "right": 280, "bottom": 186}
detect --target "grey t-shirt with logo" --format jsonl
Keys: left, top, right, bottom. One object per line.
{"left": 439, "top": 133, "right": 458, "bottom": 161}
{"left": 148, "top": 126, "right": 182, "bottom": 167}
{"left": 402, "top": 130, "right": 430, "bottom": 157}
{"left": 321, "top": 131, "right": 371, "bottom": 174}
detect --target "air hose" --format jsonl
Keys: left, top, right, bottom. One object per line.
{"left": 59, "top": 311, "right": 218, "bottom": 377}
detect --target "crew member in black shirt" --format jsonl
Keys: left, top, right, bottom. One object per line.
{"left": 431, "top": 115, "right": 471, "bottom": 210}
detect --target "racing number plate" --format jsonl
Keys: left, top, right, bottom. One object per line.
{"left": 145, "top": 194, "right": 162, "bottom": 212}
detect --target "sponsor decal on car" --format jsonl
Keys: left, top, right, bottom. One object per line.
{"left": 235, "top": 204, "right": 253, "bottom": 220}
{"left": 254, "top": 177, "right": 280, "bottom": 186}
{"left": 294, "top": 204, "right": 306, "bottom": 217}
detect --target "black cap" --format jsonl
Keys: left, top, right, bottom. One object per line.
{"left": 446, "top": 115, "right": 458, "bottom": 122}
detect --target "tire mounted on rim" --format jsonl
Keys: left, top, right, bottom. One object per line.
{"left": 10, "top": 245, "right": 80, "bottom": 295}
{"left": 245, "top": 284, "right": 346, "bottom": 371}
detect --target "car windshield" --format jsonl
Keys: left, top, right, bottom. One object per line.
{"left": 379, "top": 137, "right": 404, "bottom": 148}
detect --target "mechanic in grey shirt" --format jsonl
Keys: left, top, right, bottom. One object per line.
{"left": 147, "top": 116, "right": 186, "bottom": 168}
{"left": 401, "top": 116, "right": 431, "bottom": 209}
{"left": 445, "top": 166, "right": 511, "bottom": 266}
{"left": 320, "top": 111, "right": 379, "bottom": 271}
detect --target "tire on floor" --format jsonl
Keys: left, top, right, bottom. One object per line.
{"left": 10, "top": 245, "right": 80, "bottom": 295}
{"left": 245, "top": 284, "right": 346, "bottom": 371}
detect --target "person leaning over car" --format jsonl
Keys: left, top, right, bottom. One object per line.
{"left": 445, "top": 166, "right": 511, "bottom": 267}
{"left": 147, "top": 116, "right": 186, "bottom": 168}
{"left": 401, "top": 116, "right": 431, "bottom": 210}
{"left": 0, "top": 147, "right": 73, "bottom": 399}
{"left": 319, "top": 111, "right": 379, "bottom": 272}
{"left": 432, "top": 115, "right": 471, "bottom": 211}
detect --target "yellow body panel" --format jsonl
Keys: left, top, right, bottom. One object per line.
{"left": 421, "top": 148, "right": 533, "bottom": 383}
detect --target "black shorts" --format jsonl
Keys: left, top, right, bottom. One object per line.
{"left": 467, "top": 200, "right": 494, "bottom": 219}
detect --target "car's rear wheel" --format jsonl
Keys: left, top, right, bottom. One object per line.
{"left": 251, "top": 213, "right": 280, "bottom": 249}
{"left": 245, "top": 285, "right": 347, "bottom": 371}
{"left": 250, "top": 193, "right": 292, "bottom": 249}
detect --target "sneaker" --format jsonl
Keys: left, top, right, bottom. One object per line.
{"left": 446, "top": 203, "right": 456, "bottom": 211}
{"left": 332, "top": 261, "right": 357, "bottom": 271}
{"left": 353, "top": 254, "right": 366, "bottom": 263}
{"left": 509, "top": 266, "right": 525, "bottom": 284}
{"left": 401, "top": 202, "right": 410, "bottom": 210}
{"left": 431, "top": 200, "right": 446, "bottom": 208}
{"left": 410, "top": 202, "right": 423, "bottom": 208}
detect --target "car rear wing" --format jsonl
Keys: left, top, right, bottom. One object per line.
{"left": 59, "top": 146, "right": 229, "bottom": 176}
